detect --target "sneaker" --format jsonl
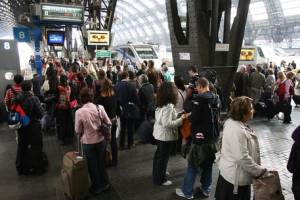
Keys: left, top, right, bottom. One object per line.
{"left": 175, "top": 188, "right": 194, "bottom": 199}
{"left": 162, "top": 180, "right": 173, "bottom": 186}
{"left": 201, "top": 189, "right": 210, "bottom": 198}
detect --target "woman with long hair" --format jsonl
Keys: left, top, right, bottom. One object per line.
{"left": 95, "top": 78, "right": 119, "bottom": 166}
{"left": 152, "top": 82, "right": 188, "bottom": 186}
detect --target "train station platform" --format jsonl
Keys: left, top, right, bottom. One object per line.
{"left": 0, "top": 107, "right": 299, "bottom": 200}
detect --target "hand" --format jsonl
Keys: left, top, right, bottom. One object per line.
{"left": 181, "top": 113, "right": 191, "bottom": 120}
{"left": 106, "top": 134, "right": 112, "bottom": 142}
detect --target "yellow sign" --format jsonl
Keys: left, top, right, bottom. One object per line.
{"left": 87, "top": 30, "right": 110, "bottom": 46}
{"left": 240, "top": 48, "right": 255, "bottom": 61}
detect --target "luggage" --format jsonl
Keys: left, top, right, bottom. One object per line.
{"left": 293, "top": 94, "right": 300, "bottom": 106}
{"left": 253, "top": 171, "right": 285, "bottom": 200}
{"left": 137, "top": 120, "right": 156, "bottom": 145}
{"left": 265, "top": 99, "right": 278, "bottom": 120}
{"left": 61, "top": 137, "right": 89, "bottom": 200}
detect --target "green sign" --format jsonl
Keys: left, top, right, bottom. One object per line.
{"left": 96, "top": 50, "right": 112, "bottom": 58}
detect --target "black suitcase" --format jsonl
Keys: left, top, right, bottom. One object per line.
{"left": 293, "top": 95, "right": 300, "bottom": 106}
{"left": 265, "top": 99, "right": 278, "bottom": 120}
{"left": 137, "top": 120, "right": 156, "bottom": 145}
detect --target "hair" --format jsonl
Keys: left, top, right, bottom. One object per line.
{"left": 148, "top": 60, "right": 154, "bottom": 69}
{"left": 97, "top": 69, "right": 106, "bottom": 80}
{"left": 256, "top": 65, "right": 262, "bottom": 72}
{"left": 139, "top": 74, "right": 149, "bottom": 84}
{"left": 156, "top": 82, "right": 178, "bottom": 107}
{"left": 21, "top": 80, "right": 32, "bottom": 92}
{"left": 196, "top": 77, "right": 209, "bottom": 88}
{"left": 267, "top": 69, "right": 274, "bottom": 75}
{"left": 188, "top": 66, "right": 197, "bottom": 73}
{"left": 228, "top": 96, "right": 253, "bottom": 122}
{"left": 101, "top": 78, "right": 114, "bottom": 97}
{"left": 14, "top": 74, "right": 24, "bottom": 84}
{"left": 277, "top": 71, "right": 286, "bottom": 81}
{"left": 116, "top": 65, "right": 121, "bottom": 71}
{"left": 59, "top": 74, "right": 68, "bottom": 86}
{"left": 174, "top": 75, "right": 185, "bottom": 91}
{"left": 120, "top": 71, "right": 129, "bottom": 80}
{"left": 85, "top": 75, "right": 94, "bottom": 88}
{"left": 128, "top": 70, "right": 136, "bottom": 80}
{"left": 80, "top": 87, "right": 94, "bottom": 104}
{"left": 77, "top": 72, "right": 84, "bottom": 82}
{"left": 286, "top": 71, "right": 295, "bottom": 80}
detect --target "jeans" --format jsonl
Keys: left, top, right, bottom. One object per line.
{"left": 120, "top": 117, "right": 135, "bottom": 148}
{"left": 83, "top": 141, "right": 109, "bottom": 192}
{"left": 153, "top": 141, "right": 173, "bottom": 185}
{"left": 181, "top": 161, "right": 213, "bottom": 197}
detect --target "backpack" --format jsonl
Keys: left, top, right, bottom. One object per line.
{"left": 192, "top": 94, "right": 220, "bottom": 145}
{"left": 56, "top": 86, "right": 70, "bottom": 110}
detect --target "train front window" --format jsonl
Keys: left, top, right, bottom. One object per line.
{"left": 134, "top": 46, "right": 158, "bottom": 59}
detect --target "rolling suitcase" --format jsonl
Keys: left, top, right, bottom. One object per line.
{"left": 293, "top": 95, "right": 300, "bottom": 106}
{"left": 61, "top": 137, "right": 89, "bottom": 200}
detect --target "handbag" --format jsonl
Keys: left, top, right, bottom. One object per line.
{"left": 180, "top": 118, "right": 192, "bottom": 139}
{"left": 122, "top": 102, "right": 140, "bottom": 120}
{"left": 253, "top": 171, "right": 285, "bottom": 200}
{"left": 95, "top": 105, "right": 111, "bottom": 140}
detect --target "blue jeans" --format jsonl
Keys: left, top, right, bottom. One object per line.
{"left": 83, "top": 141, "right": 109, "bottom": 192}
{"left": 181, "top": 161, "right": 213, "bottom": 197}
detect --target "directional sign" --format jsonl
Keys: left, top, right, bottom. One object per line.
{"left": 96, "top": 50, "right": 112, "bottom": 58}
{"left": 13, "top": 27, "right": 30, "bottom": 42}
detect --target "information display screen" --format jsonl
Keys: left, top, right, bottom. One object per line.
{"left": 47, "top": 31, "right": 65, "bottom": 46}
{"left": 41, "top": 3, "right": 84, "bottom": 23}
{"left": 134, "top": 46, "right": 158, "bottom": 59}
{"left": 240, "top": 48, "right": 255, "bottom": 61}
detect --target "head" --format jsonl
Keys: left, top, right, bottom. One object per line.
{"left": 138, "top": 74, "right": 149, "bottom": 85}
{"left": 14, "top": 74, "right": 24, "bottom": 85}
{"left": 188, "top": 66, "right": 198, "bottom": 78}
{"left": 121, "top": 71, "right": 129, "bottom": 80}
{"left": 239, "top": 65, "right": 246, "bottom": 73}
{"left": 128, "top": 70, "right": 136, "bottom": 80}
{"left": 286, "top": 67, "right": 292, "bottom": 72}
{"left": 97, "top": 69, "right": 106, "bottom": 80}
{"left": 229, "top": 96, "right": 254, "bottom": 123}
{"left": 162, "top": 65, "right": 168, "bottom": 72}
{"left": 156, "top": 82, "right": 178, "bottom": 107}
{"left": 196, "top": 77, "right": 210, "bottom": 94}
{"left": 277, "top": 71, "right": 286, "bottom": 81}
{"left": 80, "top": 87, "right": 94, "bottom": 104}
{"left": 60, "top": 74, "right": 68, "bottom": 86}
{"left": 256, "top": 65, "right": 262, "bottom": 73}
{"left": 101, "top": 78, "right": 114, "bottom": 96}
{"left": 107, "top": 63, "right": 113, "bottom": 71}
{"left": 21, "top": 80, "right": 32, "bottom": 92}
{"left": 267, "top": 69, "right": 274, "bottom": 75}
{"left": 174, "top": 75, "right": 185, "bottom": 91}
{"left": 148, "top": 60, "right": 154, "bottom": 69}
{"left": 286, "top": 71, "right": 295, "bottom": 80}
{"left": 116, "top": 65, "right": 121, "bottom": 71}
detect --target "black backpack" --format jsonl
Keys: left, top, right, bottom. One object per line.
{"left": 191, "top": 94, "right": 220, "bottom": 145}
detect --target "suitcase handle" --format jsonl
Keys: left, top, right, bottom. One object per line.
{"left": 76, "top": 135, "right": 84, "bottom": 157}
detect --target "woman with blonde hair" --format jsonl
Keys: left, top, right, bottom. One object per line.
{"left": 275, "top": 71, "right": 293, "bottom": 123}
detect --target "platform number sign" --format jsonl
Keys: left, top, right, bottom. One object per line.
{"left": 13, "top": 27, "right": 30, "bottom": 42}
{"left": 3, "top": 42, "right": 10, "bottom": 50}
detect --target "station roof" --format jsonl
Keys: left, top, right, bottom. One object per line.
{"left": 1, "top": 0, "right": 300, "bottom": 47}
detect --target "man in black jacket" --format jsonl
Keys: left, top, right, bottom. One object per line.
{"left": 176, "top": 77, "right": 220, "bottom": 199}
{"left": 115, "top": 71, "right": 139, "bottom": 149}
{"left": 106, "top": 63, "right": 117, "bottom": 85}
{"left": 138, "top": 74, "right": 155, "bottom": 120}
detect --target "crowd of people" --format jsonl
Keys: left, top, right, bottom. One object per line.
{"left": 233, "top": 62, "right": 300, "bottom": 123}
{"left": 3, "top": 56, "right": 300, "bottom": 200}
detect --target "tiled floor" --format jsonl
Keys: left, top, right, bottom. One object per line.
{"left": 0, "top": 105, "right": 298, "bottom": 200}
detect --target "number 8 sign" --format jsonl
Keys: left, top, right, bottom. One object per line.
{"left": 13, "top": 27, "right": 30, "bottom": 42}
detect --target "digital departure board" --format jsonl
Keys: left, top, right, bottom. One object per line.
{"left": 40, "top": 3, "right": 84, "bottom": 23}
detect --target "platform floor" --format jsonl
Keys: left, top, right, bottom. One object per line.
{"left": 0, "top": 106, "right": 299, "bottom": 200}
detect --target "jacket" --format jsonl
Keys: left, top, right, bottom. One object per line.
{"left": 115, "top": 80, "right": 138, "bottom": 106}
{"left": 249, "top": 72, "right": 266, "bottom": 90}
{"left": 190, "top": 91, "right": 220, "bottom": 144}
{"left": 218, "top": 118, "right": 265, "bottom": 186}
{"left": 138, "top": 83, "right": 155, "bottom": 116}
{"left": 153, "top": 104, "right": 183, "bottom": 141}
{"left": 287, "top": 126, "right": 300, "bottom": 192}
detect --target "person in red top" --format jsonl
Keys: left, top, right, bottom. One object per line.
{"left": 4, "top": 74, "right": 24, "bottom": 111}
{"left": 56, "top": 75, "right": 73, "bottom": 145}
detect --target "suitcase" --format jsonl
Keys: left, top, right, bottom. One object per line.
{"left": 61, "top": 137, "right": 89, "bottom": 200}
{"left": 137, "top": 120, "right": 156, "bottom": 145}
{"left": 293, "top": 94, "right": 300, "bottom": 106}
{"left": 265, "top": 99, "right": 278, "bottom": 120}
